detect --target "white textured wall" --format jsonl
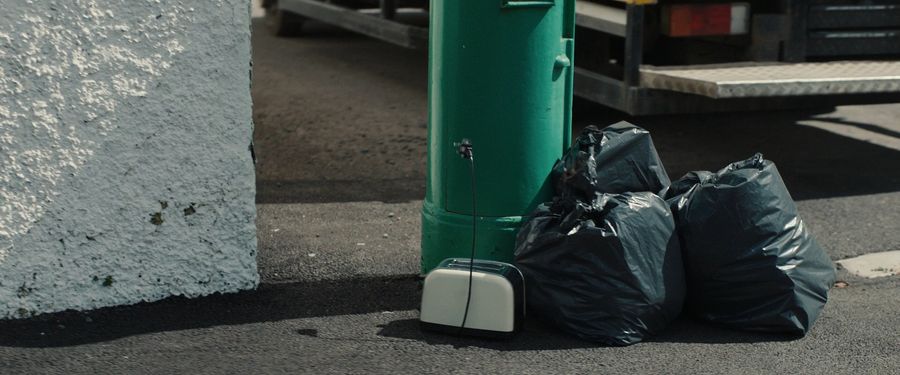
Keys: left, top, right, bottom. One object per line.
{"left": 0, "top": 0, "right": 258, "bottom": 319}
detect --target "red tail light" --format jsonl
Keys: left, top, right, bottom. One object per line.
{"left": 662, "top": 3, "right": 750, "bottom": 37}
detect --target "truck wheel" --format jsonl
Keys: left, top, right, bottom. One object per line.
{"left": 265, "top": 0, "right": 305, "bottom": 37}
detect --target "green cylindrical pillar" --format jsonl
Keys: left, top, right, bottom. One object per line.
{"left": 421, "top": 0, "right": 575, "bottom": 273}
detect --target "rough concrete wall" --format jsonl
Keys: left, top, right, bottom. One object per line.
{"left": 0, "top": 0, "right": 257, "bottom": 319}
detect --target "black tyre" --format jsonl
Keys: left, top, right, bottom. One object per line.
{"left": 265, "top": 0, "right": 305, "bottom": 37}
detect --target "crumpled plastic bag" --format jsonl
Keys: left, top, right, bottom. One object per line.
{"left": 514, "top": 192, "right": 685, "bottom": 346}
{"left": 664, "top": 153, "right": 835, "bottom": 335}
{"left": 553, "top": 122, "right": 670, "bottom": 200}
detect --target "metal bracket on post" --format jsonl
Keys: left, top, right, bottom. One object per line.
{"left": 380, "top": 0, "right": 396, "bottom": 20}
{"left": 621, "top": 1, "right": 651, "bottom": 114}
{"left": 783, "top": 0, "right": 808, "bottom": 62}
{"left": 623, "top": 4, "right": 645, "bottom": 88}
{"left": 501, "top": 0, "right": 555, "bottom": 9}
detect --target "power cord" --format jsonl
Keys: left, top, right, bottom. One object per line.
{"left": 456, "top": 139, "right": 476, "bottom": 336}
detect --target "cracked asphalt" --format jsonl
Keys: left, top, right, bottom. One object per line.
{"left": 1, "top": 14, "right": 898, "bottom": 375}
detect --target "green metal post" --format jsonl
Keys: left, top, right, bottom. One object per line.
{"left": 421, "top": 0, "right": 576, "bottom": 273}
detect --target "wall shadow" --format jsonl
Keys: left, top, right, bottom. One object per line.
{"left": 0, "top": 275, "right": 420, "bottom": 348}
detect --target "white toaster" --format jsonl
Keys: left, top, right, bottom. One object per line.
{"left": 419, "top": 258, "right": 525, "bottom": 338}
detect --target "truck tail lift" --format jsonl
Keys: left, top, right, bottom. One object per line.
{"left": 264, "top": 0, "right": 900, "bottom": 115}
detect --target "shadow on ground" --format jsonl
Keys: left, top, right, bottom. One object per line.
{"left": 256, "top": 178, "right": 425, "bottom": 204}
{"left": 0, "top": 276, "right": 419, "bottom": 348}
{"left": 1, "top": 274, "right": 796, "bottom": 349}
{"left": 254, "top": 97, "right": 900, "bottom": 204}
{"left": 573, "top": 102, "right": 900, "bottom": 201}
{"left": 376, "top": 316, "right": 795, "bottom": 351}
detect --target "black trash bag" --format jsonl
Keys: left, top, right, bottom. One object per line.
{"left": 664, "top": 153, "right": 836, "bottom": 335}
{"left": 514, "top": 192, "right": 685, "bottom": 346}
{"left": 553, "top": 122, "right": 670, "bottom": 199}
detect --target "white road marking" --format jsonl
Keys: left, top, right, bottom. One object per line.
{"left": 837, "top": 250, "right": 900, "bottom": 278}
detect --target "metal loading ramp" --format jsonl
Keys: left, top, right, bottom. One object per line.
{"left": 640, "top": 61, "right": 900, "bottom": 98}
{"left": 575, "top": 0, "right": 626, "bottom": 36}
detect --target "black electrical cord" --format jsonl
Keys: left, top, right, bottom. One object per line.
{"left": 457, "top": 140, "right": 476, "bottom": 336}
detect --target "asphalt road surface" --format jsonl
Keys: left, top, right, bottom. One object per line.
{"left": 2, "top": 16, "right": 899, "bottom": 374}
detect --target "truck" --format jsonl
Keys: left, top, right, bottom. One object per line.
{"left": 262, "top": 0, "right": 900, "bottom": 115}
